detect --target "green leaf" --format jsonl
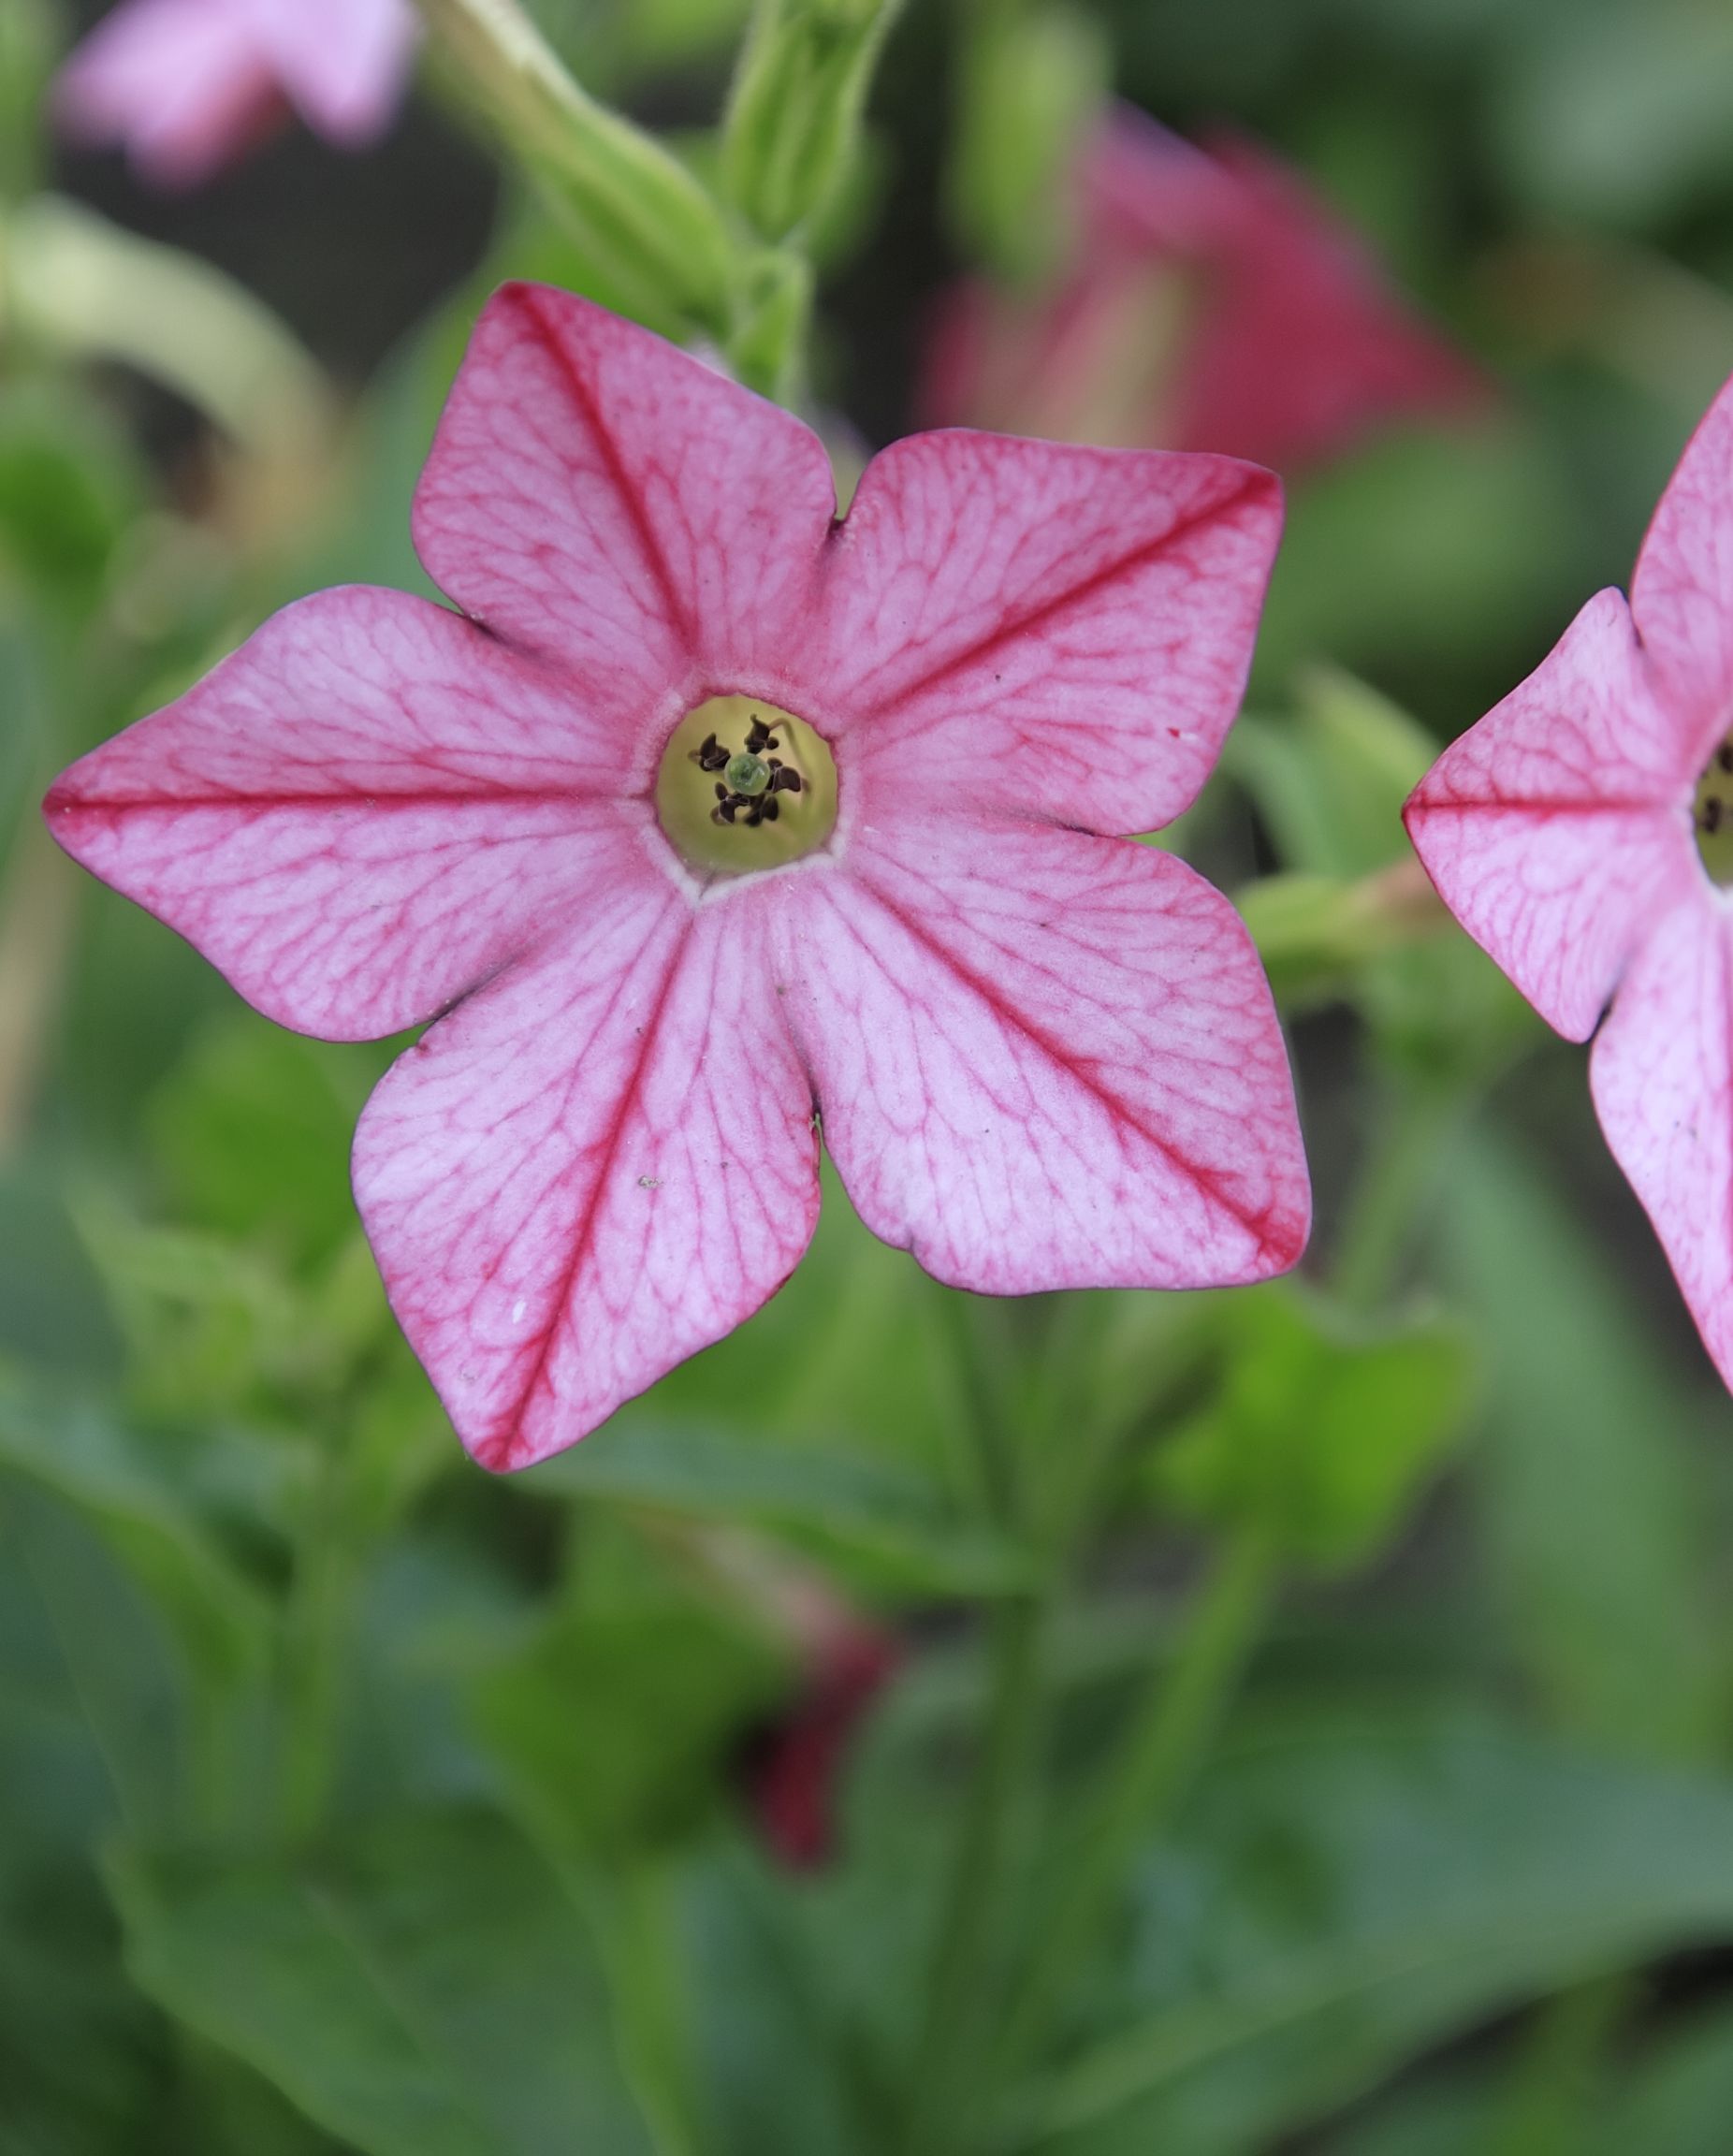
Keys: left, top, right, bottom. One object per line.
{"left": 528, "top": 1419, "right": 1033, "bottom": 1595}
{"left": 1014, "top": 1707, "right": 1733, "bottom": 2152}
{"left": 1433, "top": 1129, "right": 1725, "bottom": 1759}
{"left": 1493, "top": 0, "right": 1733, "bottom": 230}
{"left": 146, "top": 1012, "right": 386, "bottom": 1272}
{"left": 0, "top": 1478, "right": 190, "bottom": 1836}
{"left": 1595, "top": 2002, "right": 1733, "bottom": 2156}
{"left": 473, "top": 1598, "right": 787, "bottom": 1861}
{"left": 0, "top": 1379, "right": 269, "bottom": 1694}
{"left": 110, "top": 1809, "right": 659, "bottom": 2156}
{"left": 1228, "top": 671, "right": 1535, "bottom": 1075}
{"left": 0, "top": 1158, "right": 124, "bottom": 1378}
{"left": 0, "top": 382, "right": 143, "bottom": 615}
{"left": 1150, "top": 1283, "right": 1474, "bottom": 1574}
{"left": 1227, "top": 668, "right": 1435, "bottom": 882}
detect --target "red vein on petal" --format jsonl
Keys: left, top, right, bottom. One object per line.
{"left": 46, "top": 785, "right": 618, "bottom": 816}
{"left": 1410, "top": 794, "right": 1678, "bottom": 817}
{"left": 850, "top": 866, "right": 1289, "bottom": 1252}
{"left": 478, "top": 910, "right": 697, "bottom": 1471}
{"left": 510, "top": 285, "right": 692, "bottom": 652}
{"left": 863, "top": 470, "right": 1266, "bottom": 721}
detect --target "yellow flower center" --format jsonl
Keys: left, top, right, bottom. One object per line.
{"left": 655, "top": 694, "right": 838, "bottom": 877}
{"left": 1695, "top": 735, "right": 1733, "bottom": 887}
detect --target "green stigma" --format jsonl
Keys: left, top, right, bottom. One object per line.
{"left": 654, "top": 694, "right": 839, "bottom": 877}
{"left": 724, "top": 752, "right": 770, "bottom": 797}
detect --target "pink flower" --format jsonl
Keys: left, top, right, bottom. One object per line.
{"left": 55, "top": 0, "right": 418, "bottom": 188}
{"left": 925, "top": 105, "right": 1484, "bottom": 473}
{"left": 1406, "top": 371, "right": 1733, "bottom": 1391}
{"left": 45, "top": 284, "right": 1309, "bottom": 1468}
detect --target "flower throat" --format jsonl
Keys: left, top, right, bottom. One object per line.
{"left": 1696, "top": 736, "right": 1733, "bottom": 886}
{"left": 655, "top": 694, "right": 838, "bottom": 876}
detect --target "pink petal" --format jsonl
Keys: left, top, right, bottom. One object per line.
{"left": 773, "top": 822, "right": 1308, "bottom": 1290}
{"left": 1630, "top": 371, "right": 1733, "bottom": 749}
{"left": 245, "top": 0, "right": 416, "bottom": 144}
{"left": 1590, "top": 888, "right": 1733, "bottom": 1388}
{"left": 354, "top": 883, "right": 819, "bottom": 1469}
{"left": 43, "top": 587, "right": 651, "bottom": 1041}
{"left": 1084, "top": 109, "right": 1225, "bottom": 255}
{"left": 54, "top": 0, "right": 282, "bottom": 187}
{"left": 413, "top": 284, "right": 838, "bottom": 738}
{"left": 814, "top": 431, "right": 1281, "bottom": 835}
{"left": 1405, "top": 589, "right": 1700, "bottom": 1041}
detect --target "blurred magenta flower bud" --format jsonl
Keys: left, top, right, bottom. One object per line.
{"left": 745, "top": 1615, "right": 900, "bottom": 1870}
{"left": 55, "top": 0, "right": 417, "bottom": 187}
{"left": 925, "top": 102, "right": 1486, "bottom": 474}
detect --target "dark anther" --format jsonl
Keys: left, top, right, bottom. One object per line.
{"left": 746, "top": 718, "right": 778, "bottom": 755}
{"left": 713, "top": 797, "right": 739, "bottom": 824}
{"left": 1705, "top": 797, "right": 1725, "bottom": 835}
{"left": 766, "top": 757, "right": 782, "bottom": 772}
{"left": 769, "top": 766, "right": 803, "bottom": 794}
{"left": 761, "top": 796, "right": 779, "bottom": 822}
{"left": 1718, "top": 744, "right": 1733, "bottom": 775}
{"left": 714, "top": 781, "right": 729, "bottom": 800}
{"left": 692, "top": 733, "right": 731, "bottom": 773}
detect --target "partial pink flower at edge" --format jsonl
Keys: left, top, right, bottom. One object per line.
{"left": 55, "top": 0, "right": 418, "bottom": 187}
{"left": 925, "top": 104, "right": 1487, "bottom": 474}
{"left": 1405, "top": 371, "right": 1733, "bottom": 1389}
{"left": 45, "top": 283, "right": 1310, "bottom": 1471}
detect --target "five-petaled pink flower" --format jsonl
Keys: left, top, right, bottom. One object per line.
{"left": 45, "top": 284, "right": 1310, "bottom": 1469}
{"left": 925, "top": 103, "right": 1483, "bottom": 473}
{"left": 55, "top": 0, "right": 418, "bottom": 188}
{"left": 1406, "top": 370, "right": 1733, "bottom": 1392}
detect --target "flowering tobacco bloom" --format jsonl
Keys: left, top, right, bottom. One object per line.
{"left": 1406, "top": 372, "right": 1733, "bottom": 1391}
{"left": 45, "top": 284, "right": 1309, "bottom": 1468}
{"left": 925, "top": 104, "right": 1483, "bottom": 473}
{"left": 55, "top": 0, "right": 417, "bottom": 188}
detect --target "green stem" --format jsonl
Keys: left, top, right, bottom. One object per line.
{"left": 996, "top": 1528, "right": 1276, "bottom": 2080}
{"left": 904, "top": 1584, "right": 1046, "bottom": 2156}
{"left": 1489, "top": 1974, "right": 1633, "bottom": 2156}
{"left": 279, "top": 1434, "right": 357, "bottom": 1842}
{"left": 1331, "top": 1076, "right": 1459, "bottom": 1312}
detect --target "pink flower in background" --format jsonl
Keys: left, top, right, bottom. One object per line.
{"left": 1406, "top": 371, "right": 1733, "bottom": 1391}
{"left": 925, "top": 104, "right": 1484, "bottom": 473}
{"left": 45, "top": 283, "right": 1308, "bottom": 1470}
{"left": 55, "top": 0, "right": 418, "bottom": 187}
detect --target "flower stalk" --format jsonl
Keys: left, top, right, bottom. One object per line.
{"left": 411, "top": 0, "right": 738, "bottom": 339}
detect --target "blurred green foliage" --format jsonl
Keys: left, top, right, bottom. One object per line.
{"left": 6, "top": 0, "right": 1733, "bottom": 2150}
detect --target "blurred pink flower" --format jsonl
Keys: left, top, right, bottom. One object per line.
{"left": 45, "top": 284, "right": 1308, "bottom": 1469}
{"left": 55, "top": 0, "right": 418, "bottom": 187}
{"left": 1407, "top": 371, "right": 1733, "bottom": 1391}
{"left": 925, "top": 104, "right": 1485, "bottom": 473}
